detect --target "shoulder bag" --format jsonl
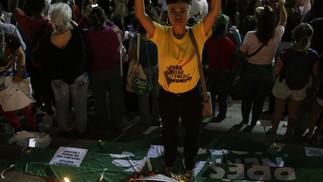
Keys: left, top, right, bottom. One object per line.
{"left": 188, "top": 29, "right": 213, "bottom": 118}
{"left": 126, "top": 36, "right": 152, "bottom": 96}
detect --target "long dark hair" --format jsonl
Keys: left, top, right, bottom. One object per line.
{"left": 255, "top": 5, "right": 277, "bottom": 44}
{"left": 26, "top": 0, "right": 46, "bottom": 15}
{"left": 89, "top": 6, "right": 107, "bottom": 30}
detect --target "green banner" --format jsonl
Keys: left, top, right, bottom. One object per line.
{"left": 10, "top": 139, "right": 323, "bottom": 181}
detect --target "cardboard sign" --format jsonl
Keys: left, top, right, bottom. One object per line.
{"left": 50, "top": 147, "right": 88, "bottom": 167}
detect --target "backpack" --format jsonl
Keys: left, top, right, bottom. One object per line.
{"left": 279, "top": 49, "right": 311, "bottom": 90}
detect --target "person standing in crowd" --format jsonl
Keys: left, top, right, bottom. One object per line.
{"left": 266, "top": 0, "right": 303, "bottom": 115}
{"left": 204, "top": 14, "right": 237, "bottom": 122}
{"left": 271, "top": 23, "right": 319, "bottom": 136}
{"left": 222, "top": 0, "right": 240, "bottom": 27}
{"left": 128, "top": 1, "right": 160, "bottom": 127}
{"left": 135, "top": 0, "right": 221, "bottom": 180}
{"left": 310, "top": 17, "right": 323, "bottom": 63}
{"left": 158, "top": 0, "right": 168, "bottom": 24}
{"left": 0, "top": 10, "right": 26, "bottom": 51}
{"left": 304, "top": 27, "right": 323, "bottom": 142}
{"left": 0, "top": 28, "right": 37, "bottom": 132}
{"left": 244, "top": 0, "right": 264, "bottom": 35}
{"left": 61, "top": 0, "right": 82, "bottom": 24}
{"left": 239, "top": 0, "right": 287, "bottom": 128}
{"left": 34, "top": 3, "right": 89, "bottom": 135}
{"left": 78, "top": 5, "right": 127, "bottom": 132}
{"left": 128, "top": 22, "right": 160, "bottom": 127}
{"left": 304, "top": 84, "right": 323, "bottom": 145}
{"left": 302, "top": 0, "right": 323, "bottom": 23}
{"left": 9, "top": 0, "right": 55, "bottom": 116}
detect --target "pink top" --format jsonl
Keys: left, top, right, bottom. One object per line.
{"left": 240, "top": 25, "right": 285, "bottom": 65}
{"left": 82, "top": 26, "right": 122, "bottom": 71}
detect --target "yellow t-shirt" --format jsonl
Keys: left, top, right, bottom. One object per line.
{"left": 149, "top": 21, "right": 211, "bottom": 94}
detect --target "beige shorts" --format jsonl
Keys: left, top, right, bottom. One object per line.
{"left": 272, "top": 78, "right": 308, "bottom": 101}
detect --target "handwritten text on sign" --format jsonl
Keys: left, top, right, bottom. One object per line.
{"left": 50, "top": 147, "right": 88, "bottom": 167}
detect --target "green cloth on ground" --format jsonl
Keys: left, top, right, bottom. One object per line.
{"left": 10, "top": 139, "right": 323, "bottom": 182}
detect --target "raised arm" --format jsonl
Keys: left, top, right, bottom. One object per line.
{"left": 135, "top": 0, "right": 155, "bottom": 38}
{"left": 302, "top": 0, "right": 312, "bottom": 18}
{"left": 273, "top": 56, "right": 283, "bottom": 76}
{"left": 202, "top": 0, "right": 221, "bottom": 36}
{"left": 277, "top": 0, "right": 287, "bottom": 27}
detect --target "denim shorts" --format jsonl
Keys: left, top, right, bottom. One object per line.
{"left": 272, "top": 78, "right": 308, "bottom": 101}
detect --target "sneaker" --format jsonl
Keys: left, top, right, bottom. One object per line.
{"left": 303, "top": 131, "right": 313, "bottom": 145}
{"left": 311, "top": 133, "right": 321, "bottom": 145}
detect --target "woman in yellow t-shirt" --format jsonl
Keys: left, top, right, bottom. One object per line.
{"left": 135, "top": 0, "right": 221, "bottom": 179}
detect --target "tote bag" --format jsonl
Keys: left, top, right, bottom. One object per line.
{"left": 126, "top": 36, "right": 152, "bottom": 96}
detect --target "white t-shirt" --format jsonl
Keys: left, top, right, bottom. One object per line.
{"left": 190, "top": 0, "right": 208, "bottom": 22}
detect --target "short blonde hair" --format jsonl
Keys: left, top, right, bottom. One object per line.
{"left": 291, "top": 23, "right": 313, "bottom": 51}
{"left": 49, "top": 3, "right": 72, "bottom": 33}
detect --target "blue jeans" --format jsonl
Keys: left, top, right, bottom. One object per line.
{"left": 51, "top": 72, "right": 89, "bottom": 132}
{"left": 137, "top": 65, "right": 160, "bottom": 125}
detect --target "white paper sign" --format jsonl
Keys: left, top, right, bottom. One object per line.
{"left": 50, "top": 147, "right": 88, "bottom": 167}
{"left": 133, "top": 174, "right": 179, "bottom": 182}
{"left": 305, "top": 147, "right": 323, "bottom": 157}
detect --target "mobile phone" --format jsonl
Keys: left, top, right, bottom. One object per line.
{"left": 91, "top": 4, "right": 98, "bottom": 8}
{"left": 29, "top": 138, "right": 36, "bottom": 148}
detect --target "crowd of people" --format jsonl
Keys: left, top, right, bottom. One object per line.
{"left": 0, "top": 0, "right": 323, "bottom": 180}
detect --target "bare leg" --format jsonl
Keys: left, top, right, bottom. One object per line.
{"left": 271, "top": 98, "right": 287, "bottom": 134}
{"left": 308, "top": 102, "right": 323, "bottom": 133}
{"left": 285, "top": 99, "right": 302, "bottom": 136}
